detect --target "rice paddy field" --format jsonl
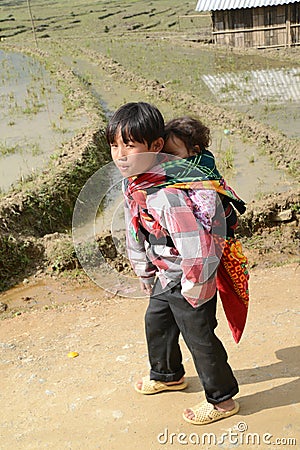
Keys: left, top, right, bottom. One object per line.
{"left": 0, "top": 0, "right": 299, "bottom": 197}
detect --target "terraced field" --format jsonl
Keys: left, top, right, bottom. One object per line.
{"left": 0, "top": 0, "right": 299, "bottom": 286}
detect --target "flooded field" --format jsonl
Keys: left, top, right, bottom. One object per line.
{"left": 87, "top": 35, "right": 300, "bottom": 139}
{"left": 67, "top": 54, "right": 298, "bottom": 201}
{"left": 0, "top": 49, "right": 89, "bottom": 193}
{"left": 203, "top": 66, "right": 300, "bottom": 139}
{"left": 0, "top": 0, "right": 299, "bottom": 218}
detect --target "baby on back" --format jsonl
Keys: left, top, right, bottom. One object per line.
{"left": 164, "top": 116, "right": 217, "bottom": 232}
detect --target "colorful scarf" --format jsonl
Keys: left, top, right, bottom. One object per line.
{"left": 126, "top": 150, "right": 246, "bottom": 215}
{"left": 125, "top": 150, "right": 249, "bottom": 343}
{"left": 214, "top": 235, "right": 250, "bottom": 343}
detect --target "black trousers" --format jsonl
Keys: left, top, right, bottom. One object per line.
{"left": 145, "top": 279, "right": 239, "bottom": 404}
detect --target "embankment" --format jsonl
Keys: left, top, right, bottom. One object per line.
{"left": 0, "top": 127, "right": 111, "bottom": 290}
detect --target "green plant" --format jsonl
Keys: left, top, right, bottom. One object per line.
{"left": 221, "top": 146, "right": 234, "bottom": 170}
{"left": 291, "top": 203, "right": 300, "bottom": 214}
{"left": 248, "top": 154, "right": 255, "bottom": 163}
{"left": 0, "top": 141, "right": 21, "bottom": 156}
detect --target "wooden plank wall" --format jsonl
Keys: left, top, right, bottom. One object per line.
{"left": 212, "top": 4, "right": 300, "bottom": 48}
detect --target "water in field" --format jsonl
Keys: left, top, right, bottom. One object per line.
{"left": 202, "top": 67, "right": 300, "bottom": 139}
{"left": 89, "top": 36, "right": 300, "bottom": 139}
{"left": 69, "top": 56, "right": 297, "bottom": 202}
{"left": 0, "top": 50, "right": 88, "bottom": 193}
{"left": 1, "top": 43, "right": 298, "bottom": 200}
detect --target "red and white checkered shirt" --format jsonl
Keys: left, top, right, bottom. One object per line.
{"left": 124, "top": 186, "right": 219, "bottom": 307}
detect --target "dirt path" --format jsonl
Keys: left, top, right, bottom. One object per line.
{"left": 0, "top": 263, "right": 299, "bottom": 450}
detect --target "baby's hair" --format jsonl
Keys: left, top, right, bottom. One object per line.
{"left": 164, "top": 116, "right": 211, "bottom": 153}
{"left": 106, "top": 102, "right": 164, "bottom": 149}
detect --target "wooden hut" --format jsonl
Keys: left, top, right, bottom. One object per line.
{"left": 195, "top": 0, "right": 300, "bottom": 48}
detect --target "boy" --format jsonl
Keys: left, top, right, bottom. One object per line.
{"left": 106, "top": 102, "right": 239, "bottom": 425}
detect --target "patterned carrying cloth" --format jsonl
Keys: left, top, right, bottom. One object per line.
{"left": 214, "top": 236, "right": 250, "bottom": 343}
{"left": 125, "top": 150, "right": 249, "bottom": 343}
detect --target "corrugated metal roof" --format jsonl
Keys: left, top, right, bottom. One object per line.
{"left": 196, "top": 0, "right": 299, "bottom": 12}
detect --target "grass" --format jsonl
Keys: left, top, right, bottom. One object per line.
{"left": 214, "top": 138, "right": 236, "bottom": 176}
{"left": 249, "top": 153, "right": 255, "bottom": 163}
{"left": 221, "top": 146, "right": 235, "bottom": 170}
{"left": 0, "top": 139, "right": 42, "bottom": 157}
{"left": 0, "top": 141, "right": 21, "bottom": 156}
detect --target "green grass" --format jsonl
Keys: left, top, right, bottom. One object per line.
{"left": 0, "top": 141, "right": 21, "bottom": 156}
{"left": 0, "top": 140, "right": 42, "bottom": 157}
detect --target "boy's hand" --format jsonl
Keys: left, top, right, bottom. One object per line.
{"left": 139, "top": 280, "right": 153, "bottom": 295}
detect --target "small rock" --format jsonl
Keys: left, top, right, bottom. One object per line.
{"left": 45, "top": 390, "right": 55, "bottom": 396}
{"left": 28, "top": 374, "right": 37, "bottom": 382}
{"left": 272, "top": 209, "right": 293, "bottom": 222}
{"left": 0, "top": 342, "right": 16, "bottom": 349}
{"left": 0, "top": 302, "right": 8, "bottom": 313}
{"left": 112, "top": 410, "right": 123, "bottom": 419}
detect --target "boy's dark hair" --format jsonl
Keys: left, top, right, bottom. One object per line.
{"left": 164, "top": 116, "right": 211, "bottom": 153}
{"left": 106, "top": 102, "right": 164, "bottom": 148}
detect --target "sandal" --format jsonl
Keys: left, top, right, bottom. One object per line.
{"left": 183, "top": 400, "right": 239, "bottom": 425}
{"left": 134, "top": 375, "right": 188, "bottom": 395}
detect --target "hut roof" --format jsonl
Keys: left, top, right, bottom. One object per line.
{"left": 195, "top": 0, "right": 299, "bottom": 12}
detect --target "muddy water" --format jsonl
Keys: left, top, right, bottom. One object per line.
{"left": 1, "top": 45, "right": 297, "bottom": 200}
{"left": 70, "top": 57, "right": 297, "bottom": 203}
{"left": 0, "top": 276, "right": 104, "bottom": 315}
{"left": 0, "top": 50, "right": 89, "bottom": 193}
{"left": 90, "top": 37, "right": 300, "bottom": 139}
{"left": 202, "top": 67, "right": 300, "bottom": 139}
{"left": 211, "top": 129, "right": 296, "bottom": 201}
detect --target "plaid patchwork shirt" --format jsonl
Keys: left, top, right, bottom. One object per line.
{"left": 124, "top": 185, "right": 219, "bottom": 307}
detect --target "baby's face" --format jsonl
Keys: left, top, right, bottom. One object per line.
{"left": 164, "top": 135, "right": 191, "bottom": 158}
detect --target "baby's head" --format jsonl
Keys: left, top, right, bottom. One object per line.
{"left": 164, "top": 116, "right": 210, "bottom": 158}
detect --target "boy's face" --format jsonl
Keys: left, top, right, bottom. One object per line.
{"left": 110, "top": 129, "right": 164, "bottom": 177}
{"left": 164, "top": 135, "right": 197, "bottom": 158}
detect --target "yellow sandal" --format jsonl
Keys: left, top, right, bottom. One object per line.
{"left": 183, "top": 400, "right": 239, "bottom": 425}
{"left": 134, "top": 375, "right": 188, "bottom": 395}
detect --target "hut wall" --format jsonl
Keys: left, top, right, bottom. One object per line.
{"left": 291, "top": 3, "right": 300, "bottom": 43}
{"left": 212, "top": 4, "right": 300, "bottom": 48}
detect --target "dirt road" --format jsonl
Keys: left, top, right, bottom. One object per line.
{"left": 0, "top": 263, "right": 299, "bottom": 449}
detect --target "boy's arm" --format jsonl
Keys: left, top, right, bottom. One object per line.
{"left": 148, "top": 188, "right": 218, "bottom": 306}
{"left": 124, "top": 197, "right": 157, "bottom": 288}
